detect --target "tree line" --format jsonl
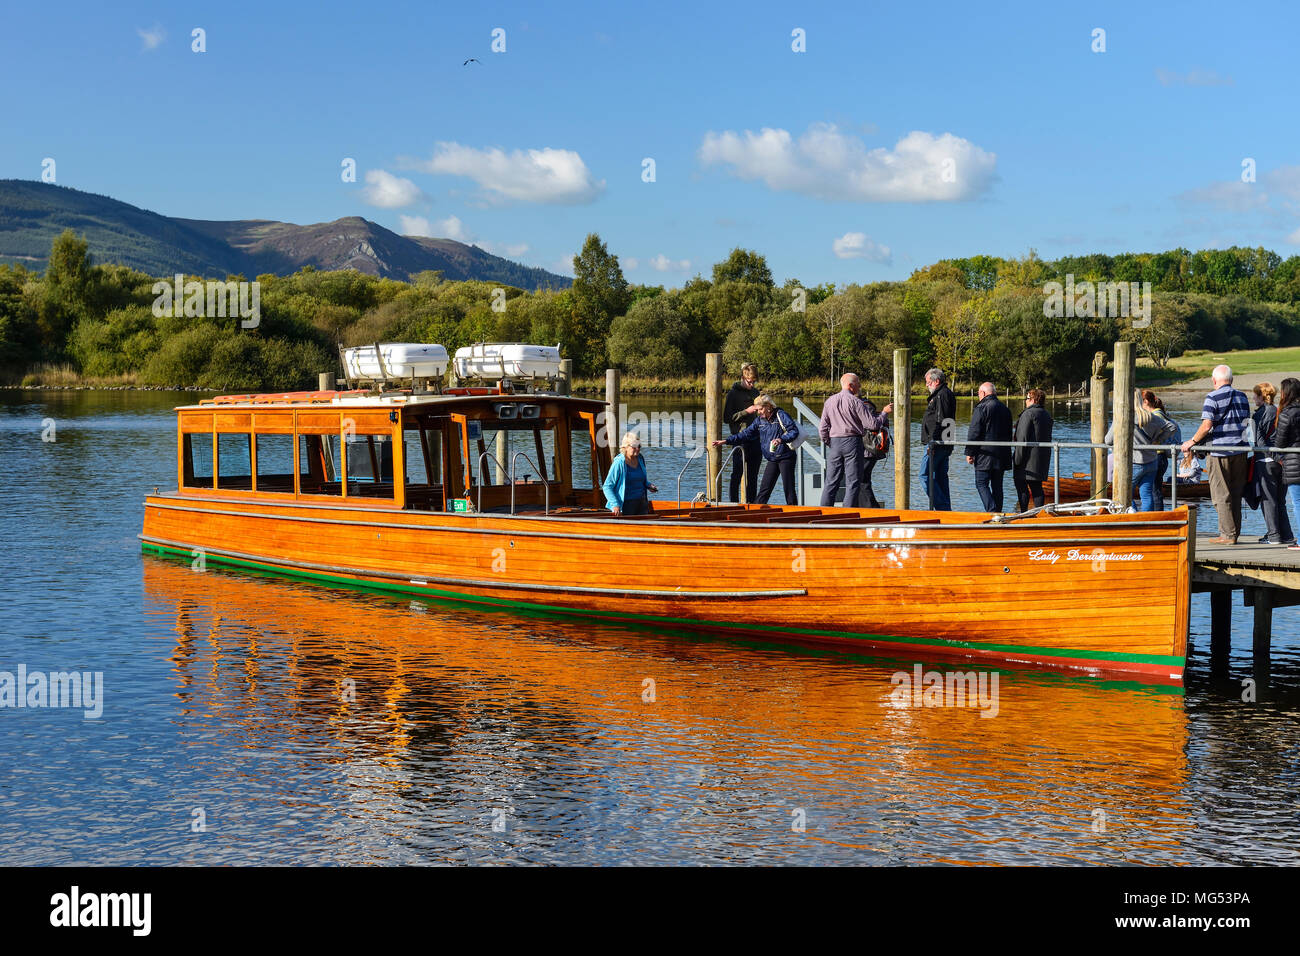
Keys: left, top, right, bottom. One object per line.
{"left": 3, "top": 230, "right": 1299, "bottom": 391}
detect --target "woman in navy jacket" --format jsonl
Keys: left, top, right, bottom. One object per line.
{"left": 713, "top": 395, "right": 801, "bottom": 505}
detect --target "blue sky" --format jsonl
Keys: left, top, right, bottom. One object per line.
{"left": 2, "top": 0, "right": 1298, "bottom": 284}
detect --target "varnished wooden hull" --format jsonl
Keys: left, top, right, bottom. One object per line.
{"left": 140, "top": 493, "right": 1193, "bottom": 682}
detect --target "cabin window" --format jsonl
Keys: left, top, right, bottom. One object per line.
{"left": 216, "top": 434, "right": 254, "bottom": 490}
{"left": 570, "top": 415, "right": 597, "bottom": 490}
{"left": 254, "top": 434, "right": 296, "bottom": 494}
{"left": 298, "top": 434, "right": 342, "bottom": 496}
{"left": 183, "top": 432, "right": 215, "bottom": 488}
{"left": 342, "top": 432, "right": 396, "bottom": 499}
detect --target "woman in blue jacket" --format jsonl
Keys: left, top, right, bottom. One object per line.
{"left": 712, "top": 395, "right": 800, "bottom": 504}
{"left": 603, "top": 432, "right": 657, "bottom": 516}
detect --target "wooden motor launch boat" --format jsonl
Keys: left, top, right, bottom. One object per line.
{"left": 139, "top": 359, "right": 1194, "bottom": 683}
{"left": 1050, "top": 472, "right": 1212, "bottom": 504}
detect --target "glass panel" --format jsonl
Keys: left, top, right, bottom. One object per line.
{"left": 216, "top": 434, "right": 252, "bottom": 490}
{"left": 184, "top": 433, "right": 213, "bottom": 487}
{"left": 255, "top": 434, "right": 295, "bottom": 493}
{"left": 570, "top": 417, "right": 595, "bottom": 490}
{"left": 473, "top": 422, "right": 558, "bottom": 486}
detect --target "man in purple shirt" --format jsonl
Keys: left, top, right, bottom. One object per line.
{"left": 819, "top": 372, "right": 892, "bottom": 508}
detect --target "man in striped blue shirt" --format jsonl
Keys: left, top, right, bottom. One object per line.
{"left": 1182, "top": 365, "right": 1251, "bottom": 543}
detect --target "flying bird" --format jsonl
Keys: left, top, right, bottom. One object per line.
{"left": 463, "top": 57, "right": 481, "bottom": 66}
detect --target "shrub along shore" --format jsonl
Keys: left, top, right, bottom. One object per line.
{"left": 4, "top": 230, "right": 1299, "bottom": 394}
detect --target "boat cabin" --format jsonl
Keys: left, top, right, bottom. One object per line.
{"left": 174, "top": 390, "right": 614, "bottom": 513}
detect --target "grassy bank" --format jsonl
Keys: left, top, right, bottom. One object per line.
{"left": 1136, "top": 345, "right": 1300, "bottom": 386}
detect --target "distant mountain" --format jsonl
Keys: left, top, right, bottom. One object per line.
{"left": 0, "top": 180, "right": 571, "bottom": 291}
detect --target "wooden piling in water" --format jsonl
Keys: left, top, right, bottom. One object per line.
{"left": 319, "top": 372, "right": 333, "bottom": 392}
{"left": 893, "top": 348, "right": 911, "bottom": 510}
{"left": 1112, "top": 342, "right": 1135, "bottom": 509}
{"left": 1090, "top": 354, "right": 1108, "bottom": 498}
{"left": 559, "top": 359, "right": 573, "bottom": 396}
{"left": 605, "top": 368, "right": 620, "bottom": 452}
{"left": 705, "top": 353, "right": 723, "bottom": 503}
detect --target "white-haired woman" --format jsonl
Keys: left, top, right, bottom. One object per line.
{"left": 603, "top": 432, "right": 657, "bottom": 516}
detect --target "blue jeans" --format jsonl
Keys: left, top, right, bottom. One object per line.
{"left": 1133, "top": 460, "right": 1159, "bottom": 512}
{"left": 1288, "top": 484, "right": 1300, "bottom": 539}
{"left": 922, "top": 445, "right": 952, "bottom": 511}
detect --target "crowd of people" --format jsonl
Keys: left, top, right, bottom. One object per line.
{"left": 599, "top": 362, "right": 1300, "bottom": 546}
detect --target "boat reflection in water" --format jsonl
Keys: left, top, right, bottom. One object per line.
{"left": 143, "top": 558, "right": 1193, "bottom": 865}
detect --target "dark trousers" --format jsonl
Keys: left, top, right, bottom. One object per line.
{"left": 728, "top": 440, "right": 761, "bottom": 503}
{"left": 1013, "top": 468, "right": 1045, "bottom": 511}
{"left": 922, "top": 445, "right": 952, "bottom": 510}
{"left": 862, "top": 455, "right": 883, "bottom": 508}
{"left": 757, "top": 456, "right": 797, "bottom": 505}
{"left": 974, "top": 467, "right": 1006, "bottom": 513}
{"left": 1261, "top": 460, "right": 1295, "bottom": 542}
{"left": 821, "top": 436, "right": 864, "bottom": 508}
{"left": 621, "top": 495, "right": 650, "bottom": 516}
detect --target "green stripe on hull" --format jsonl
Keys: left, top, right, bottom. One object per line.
{"left": 140, "top": 542, "right": 1185, "bottom": 671}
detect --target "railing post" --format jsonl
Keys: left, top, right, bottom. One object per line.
{"left": 893, "top": 348, "right": 911, "bottom": 510}
{"left": 705, "top": 353, "right": 722, "bottom": 503}
{"left": 1052, "top": 444, "right": 1060, "bottom": 507}
{"left": 1113, "top": 341, "right": 1136, "bottom": 510}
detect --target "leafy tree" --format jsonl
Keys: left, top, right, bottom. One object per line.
{"left": 570, "top": 233, "right": 629, "bottom": 373}
{"left": 607, "top": 297, "right": 692, "bottom": 377}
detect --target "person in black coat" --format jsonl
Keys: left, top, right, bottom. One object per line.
{"left": 723, "top": 363, "right": 762, "bottom": 503}
{"left": 964, "top": 382, "right": 1013, "bottom": 512}
{"left": 1275, "top": 377, "right": 1300, "bottom": 550}
{"left": 860, "top": 396, "right": 890, "bottom": 508}
{"left": 1013, "top": 388, "right": 1054, "bottom": 512}
{"left": 920, "top": 368, "right": 957, "bottom": 510}
{"left": 1250, "top": 382, "right": 1294, "bottom": 544}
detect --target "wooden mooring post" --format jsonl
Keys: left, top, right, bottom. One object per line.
{"left": 705, "top": 353, "right": 722, "bottom": 503}
{"left": 605, "top": 368, "right": 620, "bottom": 452}
{"left": 893, "top": 348, "right": 911, "bottom": 510}
{"left": 1089, "top": 353, "right": 1107, "bottom": 498}
{"left": 559, "top": 358, "right": 573, "bottom": 396}
{"left": 1112, "top": 341, "right": 1135, "bottom": 509}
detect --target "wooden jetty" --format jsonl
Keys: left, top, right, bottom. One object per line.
{"left": 1192, "top": 532, "right": 1300, "bottom": 677}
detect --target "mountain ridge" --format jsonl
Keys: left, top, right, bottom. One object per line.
{"left": 0, "top": 180, "right": 571, "bottom": 291}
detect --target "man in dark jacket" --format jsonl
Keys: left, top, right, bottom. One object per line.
{"left": 964, "top": 382, "right": 1013, "bottom": 512}
{"left": 1013, "top": 388, "right": 1054, "bottom": 511}
{"left": 723, "top": 363, "right": 761, "bottom": 503}
{"left": 920, "top": 368, "right": 957, "bottom": 510}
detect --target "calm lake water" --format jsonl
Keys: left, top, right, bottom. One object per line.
{"left": 1, "top": 389, "right": 1298, "bottom": 865}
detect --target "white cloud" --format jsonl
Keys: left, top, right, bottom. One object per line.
{"left": 553, "top": 256, "right": 576, "bottom": 276}
{"left": 399, "top": 216, "right": 432, "bottom": 237}
{"left": 698, "top": 123, "right": 997, "bottom": 201}
{"left": 137, "top": 25, "right": 165, "bottom": 51}
{"left": 622, "top": 257, "right": 640, "bottom": 270}
{"left": 1156, "top": 68, "right": 1234, "bottom": 87}
{"left": 361, "top": 169, "right": 427, "bottom": 209}
{"left": 1263, "top": 165, "right": 1300, "bottom": 201}
{"left": 479, "top": 240, "right": 531, "bottom": 258}
{"left": 831, "top": 232, "right": 892, "bottom": 263}
{"left": 649, "top": 254, "right": 691, "bottom": 271}
{"left": 1176, "top": 181, "right": 1269, "bottom": 212}
{"left": 1286, "top": 228, "right": 1300, "bottom": 245}
{"left": 409, "top": 143, "right": 604, "bottom": 204}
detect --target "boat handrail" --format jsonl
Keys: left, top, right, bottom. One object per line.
{"left": 676, "top": 444, "right": 706, "bottom": 506}
{"left": 509, "top": 452, "right": 550, "bottom": 516}
{"left": 475, "top": 451, "right": 510, "bottom": 513}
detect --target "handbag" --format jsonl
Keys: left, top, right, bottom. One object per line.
{"left": 866, "top": 428, "right": 890, "bottom": 456}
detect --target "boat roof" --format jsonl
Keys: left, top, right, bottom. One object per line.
{"left": 176, "top": 390, "right": 606, "bottom": 412}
